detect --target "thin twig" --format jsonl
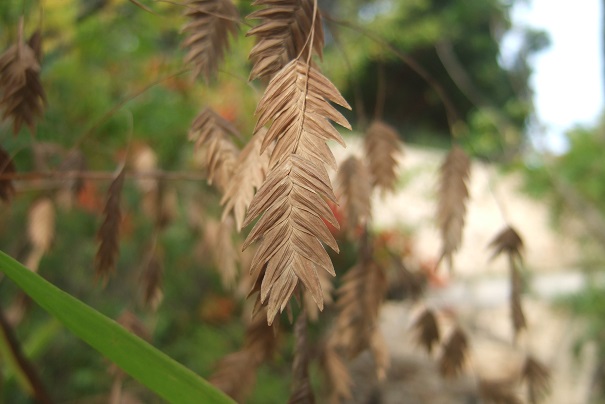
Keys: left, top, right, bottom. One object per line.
{"left": 0, "top": 169, "right": 209, "bottom": 182}
{"left": 374, "top": 61, "right": 386, "bottom": 121}
{"left": 435, "top": 40, "right": 513, "bottom": 150}
{"left": 325, "top": 16, "right": 368, "bottom": 129}
{"left": 324, "top": 14, "right": 461, "bottom": 134}
{"left": 0, "top": 306, "right": 54, "bottom": 404}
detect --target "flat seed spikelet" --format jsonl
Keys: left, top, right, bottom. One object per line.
{"left": 0, "top": 26, "right": 46, "bottom": 135}
{"left": 320, "top": 337, "right": 353, "bottom": 404}
{"left": 247, "top": 0, "right": 324, "bottom": 81}
{"left": 139, "top": 245, "right": 164, "bottom": 311}
{"left": 439, "top": 326, "right": 468, "bottom": 378}
{"left": 303, "top": 266, "right": 333, "bottom": 322}
{"left": 95, "top": 167, "right": 125, "bottom": 284}
{"left": 437, "top": 145, "right": 470, "bottom": 271}
{"left": 489, "top": 226, "right": 526, "bottom": 337}
{"left": 181, "top": 0, "right": 239, "bottom": 81}
{"left": 242, "top": 58, "right": 351, "bottom": 325}
{"left": 489, "top": 225, "right": 524, "bottom": 260}
{"left": 335, "top": 155, "right": 372, "bottom": 236}
{"left": 221, "top": 128, "right": 271, "bottom": 230}
{"left": 479, "top": 379, "right": 522, "bottom": 404}
{"left": 413, "top": 308, "right": 440, "bottom": 354}
{"left": 364, "top": 120, "right": 402, "bottom": 193}
{"left": 188, "top": 107, "right": 240, "bottom": 192}
{"left": 333, "top": 254, "right": 386, "bottom": 358}
{"left": 203, "top": 217, "right": 239, "bottom": 289}
{"left": 522, "top": 355, "right": 551, "bottom": 404}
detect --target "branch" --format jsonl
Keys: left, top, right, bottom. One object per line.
{"left": 0, "top": 169, "right": 208, "bottom": 182}
{"left": 324, "top": 14, "right": 462, "bottom": 134}
{"left": 0, "top": 306, "right": 54, "bottom": 404}
{"left": 435, "top": 40, "right": 514, "bottom": 138}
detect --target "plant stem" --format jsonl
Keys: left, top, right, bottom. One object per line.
{"left": 0, "top": 306, "right": 53, "bottom": 404}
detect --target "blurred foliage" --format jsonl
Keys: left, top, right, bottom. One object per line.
{"left": 0, "top": 0, "right": 544, "bottom": 401}
{"left": 565, "top": 283, "right": 605, "bottom": 399}
{"left": 523, "top": 116, "right": 605, "bottom": 222}
{"left": 322, "top": 0, "right": 547, "bottom": 159}
{"left": 525, "top": 115, "right": 605, "bottom": 399}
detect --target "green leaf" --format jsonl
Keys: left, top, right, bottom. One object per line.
{"left": 0, "top": 250, "right": 234, "bottom": 404}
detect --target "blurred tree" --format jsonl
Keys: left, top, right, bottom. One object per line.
{"left": 322, "top": 0, "right": 548, "bottom": 159}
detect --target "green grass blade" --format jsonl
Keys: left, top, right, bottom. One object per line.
{"left": 0, "top": 251, "right": 234, "bottom": 404}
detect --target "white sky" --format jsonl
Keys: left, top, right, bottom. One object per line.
{"left": 507, "top": 0, "right": 604, "bottom": 153}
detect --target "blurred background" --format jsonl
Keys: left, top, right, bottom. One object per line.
{"left": 0, "top": 0, "right": 604, "bottom": 402}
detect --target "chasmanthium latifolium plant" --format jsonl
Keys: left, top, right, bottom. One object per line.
{"left": 0, "top": 0, "right": 552, "bottom": 402}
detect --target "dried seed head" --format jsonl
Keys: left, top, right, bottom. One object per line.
{"left": 221, "top": 128, "right": 271, "bottom": 231}
{"left": 489, "top": 226, "right": 524, "bottom": 260}
{"left": 0, "top": 25, "right": 46, "bottom": 135}
{"left": 478, "top": 379, "right": 522, "bottom": 404}
{"left": 95, "top": 168, "right": 126, "bottom": 284}
{"left": 189, "top": 107, "right": 240, "bottom": 192}
{"left": 489, "top": 226, "right": 527, "bottom": 338}
{"left": 364, "top": 120, "right": 402, "bottom": 193}
{"left": 242, "top": 58, "right": 350, "bottom": 325}
{"left": 439, "top": 327, "right": 468, "bottom": 378}
{"left": 437, "top": 145, "right": 471, "bottom": 271}
{"left": 333, "top": 256, "right": 386, "bottom": 358}
{"left": 320, "top": 336, "right": 353, "bottom": 404}
{"left": 181, "top": 0, "right": 239, "bottom": 81}
{"left": 139, "top": 246, "right": 164, "bottom": 311}
{"left": 413, "top": 309, "right": 440, "bottom": 354}
{"left": 335, "top": 155, "right": 372, "bottom": 236}
{"left": 247, "top": 0, "right": 324, "bottom": 81}
{"left": 522, "top": 355, "right": 551, "bottom": 404}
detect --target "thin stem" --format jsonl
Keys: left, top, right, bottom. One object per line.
{"left": 374, "top": 62, "right": 386, "bottom": 121}
{"left": 0, "top": 306, "right": 54, "bottom": 404}
{"left": 326, "top": 21, "right": 367, "bottom": 129}
{"left": 305, "top": 0, "right": 318, "bottom": 66}
{"left": 293, "top": 0, "right": 318, "bottom": 154}
{"left": 0, "top": 169, "right": 208, "bottom": 181}
{"left": 324, "top": 14, "right": 461, "bottom": 135}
